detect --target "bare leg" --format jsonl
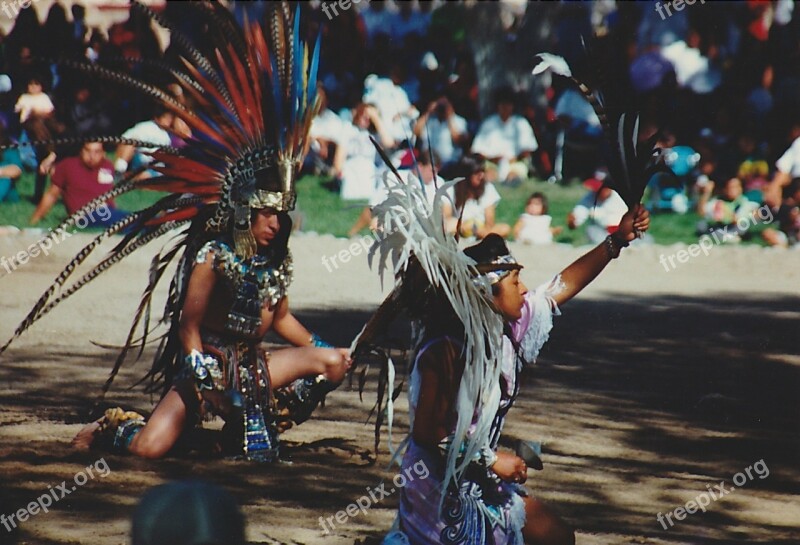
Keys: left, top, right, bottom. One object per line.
{"left": 127, "top": 386, "right": 195, "bottom": 459}
{"left": 522, "top": 495, "right": 575, "bottom": 545}
{"left": 72, "top": 385, "right": 196, "bottom": 459}
{"left": 268, "top": 346, "right": 350, "bottom": 388}
{"left": 348, "top": 206, "right": 373, "bottom": 237}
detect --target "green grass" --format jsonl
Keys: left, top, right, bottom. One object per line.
{"left": 1, "top": 170, "right": 163, "bottom": 231}
{"left": 1, "top": 170, "right": 767, "bottom": 246}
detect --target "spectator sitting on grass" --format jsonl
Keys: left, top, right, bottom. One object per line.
{"left": 0, "top": 124, "right": 23, "bottom": 203}
{"left": 567, "top": 171, "right": 628, "bottom": 244}
{"left": 443, "top": 155, "right": 510, "bottom": 239}
{"left": 348, "top": 150, "right": 443, "bottom": 237}
{"left": 762, "top": 178, "right": 800, "bottom": 248}
{"left": 30, "top": 141, "right": 127, "bottom": 228}
{"left": 412, "top": 95, "right": 468, "bottom": 170}
{"left": 335, "top": 103, "right": 394, "bottom": 201}
{"left": 765, "top": 121, "right": 800, "bottom": 208}
{"left": 16, "top": 75, "right": 67, "bottom": 202}
{"left": 113, "top": 107, "right": 174, "bottom": 180}
{"left": 470, "top": 86, "right": 537, "bottom": 186}
{"left": 695, "top": 176, "right": 759, "bottom": 242}
{"left": 305, "top": 86, "right": 343, "bottom": 177}
{"left": 513, "top": 192, "right": 562, "bottom": 245}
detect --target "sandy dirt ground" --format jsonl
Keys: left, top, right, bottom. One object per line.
{"left": 0, "top": 230, "right": 798, "bottom": 545}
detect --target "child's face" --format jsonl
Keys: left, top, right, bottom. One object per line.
{"left": 27, "top": 81, "right": 42, "bottom": 94}
{"left": 525, "top": 198, "right": 544, "bottom": 215}
{"left": 722, "top": 178, "right": 743, "bottom": 200}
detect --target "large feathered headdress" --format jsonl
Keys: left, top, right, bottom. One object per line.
{"left": 0, "top": 1, "right": 320, "bottom": 395}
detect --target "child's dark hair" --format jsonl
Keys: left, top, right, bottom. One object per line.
{"left": 463, "top": 234, "right": 511, "bottom": 296}
{"left": 526, "top": 192, "right": 548, "bottom": 214}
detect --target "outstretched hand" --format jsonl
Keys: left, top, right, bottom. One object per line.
{"left": 616, "top": 204, "right": 650, "bottom": 243}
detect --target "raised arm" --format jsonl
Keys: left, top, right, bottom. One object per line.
{"left": 552, "top": 204, "right": 649, "bottom": 307}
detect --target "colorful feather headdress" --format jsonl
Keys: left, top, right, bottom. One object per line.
{"left": 0, "top": 1, "right": 320, "bottom": 396}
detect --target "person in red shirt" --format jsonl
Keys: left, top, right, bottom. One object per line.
{"left": 30, "top": 141, "right": 127, "bottom": 228}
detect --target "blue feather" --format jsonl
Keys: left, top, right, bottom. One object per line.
{"left": 307, "top": 34, "right": 321, "bottom": 109}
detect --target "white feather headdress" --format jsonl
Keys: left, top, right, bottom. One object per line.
{"left": 352, "top": 170, "right": 505, "bottom": 496}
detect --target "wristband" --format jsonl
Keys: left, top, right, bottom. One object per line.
{"left": 604, "top": 233, "right": 629, "bottom": 259}
{"left": 310, "top": 332, "right": 333, "bottom": 348}
{"left": 185, "top": 349, "right": 224, "bottom": 391}
{"left": 114, "top": 157, "right": 128, "bottom": 174}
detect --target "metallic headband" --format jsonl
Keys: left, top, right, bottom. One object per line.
{"left": 473, "top": 254, "right": 523, "bottom": 285}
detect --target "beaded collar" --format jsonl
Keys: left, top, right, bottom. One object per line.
{"left": 196, "top": 239, "right": 293, "bottom": 336}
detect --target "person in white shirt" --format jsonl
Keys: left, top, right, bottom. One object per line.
{"left": 335, "top": 103, "right": 394, "bottom": 201}
{"left": 113, "top": 107, "right": 175, "bottom": 179}
{"left": 306, "top": 87, "right": 345, "bottom": 176}
{"left": 765, "top": 122, "right": 800, "bottom": 208}
{"left": 471, "top": 87, "right": 538, "bottom": 185}
{"left": 362, "top": 73, "right": 418, "bottom": 145}
{"left": 443, "top": 155, "right": 510, "bottom": 239}
{"left": 413, "top": 95, "right": 468, "bottom": 166}
{"left": 567, "top": 172, "right": 629, "bottom": 244}
{"left": 348, "top": 151, "right": 443, "bottom": 237}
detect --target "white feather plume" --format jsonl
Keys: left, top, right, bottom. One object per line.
{"left": 532, "top": 52, "right": 573, "bottom": 78}
{"left": 355, "top": 172, "right": 505, "bottom": 499}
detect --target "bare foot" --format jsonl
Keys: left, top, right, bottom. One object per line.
{"left": 71, "top": 420, "right": 102, "bottom": 451}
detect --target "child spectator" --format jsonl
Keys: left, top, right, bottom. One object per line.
{"left": 443, "top": 155, "right": 510, "bottom": 239}
{"left": 514, "top": 192, "right": 562, "bottom": 244}
{"left": 16, "top": 76, "right": 66, "bottom": 202}
{"left": 696, "top": 177, "right": 759, "bottom": 241}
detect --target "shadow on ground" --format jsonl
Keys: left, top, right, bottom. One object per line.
{"left": 0, "top": 295, "right": 797, "bottom": 544}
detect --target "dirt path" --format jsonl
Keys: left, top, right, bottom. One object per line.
{"left": 1, "top": 232, "right": 798, "bottom": 544}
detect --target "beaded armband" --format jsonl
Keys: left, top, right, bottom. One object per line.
{"left": 185, "top": 349, "right": 225, "bottom": 391}
{"left": 604, "top": 233, "right": 629, "bottom": 259}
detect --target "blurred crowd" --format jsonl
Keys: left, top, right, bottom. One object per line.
{"left": 0, "top": 0, "right": 798, "bottom": 248}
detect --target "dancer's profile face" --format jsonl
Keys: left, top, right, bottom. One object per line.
{"left": 493, "top": 270, "right": 527, "bottom": 321}
{"left": 251, "top": 208, "right": 280, "bottom": 247}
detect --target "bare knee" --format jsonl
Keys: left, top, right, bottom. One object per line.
{"left": 128, "top": 430, "right": 171, "bottom": 459}
{"left": 523, "top": 497, "right": 575, "bottom": 545}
